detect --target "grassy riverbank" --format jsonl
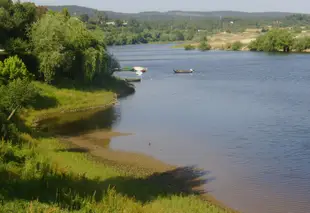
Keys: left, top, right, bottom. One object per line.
{"left": 1, "top": 82, "right": 236, "bottom": 213}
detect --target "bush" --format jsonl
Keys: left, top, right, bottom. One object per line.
{"left": 198, "top": 41, "right": 211, "bottom": 51}
{"left": 184, "top": 44, "right": 196, "bottom": 50}
{"left": 248, "top": 29, "right": 294, "bottom": 52}
{"left": 0, "top": 55, "right": 33, "bottom": 84}
{"left": 231, "top": 41, "right": 243, "bottom": 51}
{"left": 293, "top": 36, "right": 310, "bottom": 52}
{"left": 0, "top": 79, "right": 37, "bottom": 121}
{"left": 293, "top": 27, "right": 302, "bottom": 34}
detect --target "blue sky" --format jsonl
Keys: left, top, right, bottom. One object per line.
{"left": 22, "top": 0, "right": 310, "bottom": 13}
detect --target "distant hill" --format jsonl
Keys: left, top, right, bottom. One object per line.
{"left": 46, "top": 5, "right": 303, "bottom": 20}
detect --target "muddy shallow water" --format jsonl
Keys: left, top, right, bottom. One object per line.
{"left": 41, "top": 44, "right": 310, "bottom": 213}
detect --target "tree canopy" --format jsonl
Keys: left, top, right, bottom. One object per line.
{"left": 248, "top": 29, "right": 294, "bottom": 52}
{"left": 30, "top": 12, "right": 113, "bottom": 83}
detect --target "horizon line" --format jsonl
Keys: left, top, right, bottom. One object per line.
{"left": 41, "top": 4, "right": 308, "bottom": 15}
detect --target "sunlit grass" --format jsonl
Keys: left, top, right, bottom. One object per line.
{"left": 21, "top": 81, "right": 116, "bottom": 127}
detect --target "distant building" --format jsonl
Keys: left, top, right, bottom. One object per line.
{"left": 106, "top": 21, "right": 128, "bottom": 26}
{"left": 106, "top": 21, "right": 115, "bottom": 26}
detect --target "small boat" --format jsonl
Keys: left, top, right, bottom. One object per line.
{"left": 133, "top": 66, "right": 148, "bottom": 72}
{"left": 114, "top": 66, "right": 135, "bottom": 72}
{"left": 174, "top": 69, "right": 194, "bottom": 73}
{"left": 124, "top": 77, "right": 142, "bottom": 82}
{"left": 114, "top": 66, "right": 148, "bottom": 72}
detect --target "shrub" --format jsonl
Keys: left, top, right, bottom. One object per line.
{"left": 293, "top": 36, "right": 310, "bottom": 52}
{"left": 231, "top": 41, "right": 243, "bottom": 51}
{"left": 198, "top": 41, "right": 211, "bottom": 51}
{"left": 184, "top": 44, "right": 196, "bottom": 50}
{"left": 0, "top": 55, "right": 33, "bottom": 84}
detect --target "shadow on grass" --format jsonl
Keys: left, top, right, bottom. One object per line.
{"left": 103, "top": 165, "right": 213, "bottom": 203}
{"left": 36, "top": 106, "right": 120, "bottom": 136}
{"left": 1, "top": 165, "right": 213, "bottom": 210}
{"left": 30, "top": 93, "right": 59, "bottom": 110}
{"left": 55, "top": 147, "right": 90, "bottom": 153}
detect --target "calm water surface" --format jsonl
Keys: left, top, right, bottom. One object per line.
{"left": 108, "top": 44, "right": 310, "bottom": 213}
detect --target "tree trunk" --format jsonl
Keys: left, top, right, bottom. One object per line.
{"left": 7, "top": 106, "right": 19, "bottom": 121}
{"left": 283, "top": 46, "right": 290, "bottom": 52}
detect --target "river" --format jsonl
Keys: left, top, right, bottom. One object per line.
{"left": 44, "top": 44, "right": 310, "bottom": 213}
{"left": 109, "top": 44, "right": 310, "bottom": 213}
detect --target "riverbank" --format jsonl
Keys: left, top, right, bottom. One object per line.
{"left": 172, "top": 30, "right": 310, "bottom": 53}
{"left": 1, "top": 81, "right": 237, "bottom": 212}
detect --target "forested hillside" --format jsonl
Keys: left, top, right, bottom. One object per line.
{"left": 44, "top": 5, "right": 310, "bottom": 46}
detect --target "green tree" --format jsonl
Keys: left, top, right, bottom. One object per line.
{"left": 0, "top": 55, "right": 33, "bottom": 84}
{"left": 0, "top": 0, "right": 12, "bottom": 9}
{"left": 173, "top": 31, "right": 185, "bottom": 41}
{"left": 293, "top": 36, "right": 310, "bottom": 52}
{"left": 0, "top": 1, "right": 38, "bottom": 49}
{"left": 249, "top": 29, "right": 294, "bottom": 52}
{"left": 127, "top": 18, "right": 139, "bottom": 28}
{"left": 184, "top": 44, "right": 195, "bottom": 50}
{"left": 79, "top": 14, "right": 89, "bottom": 23}
{"left": 114, "top": 19, "right": 123, "bottom": 27}
{"left": 95, "top": 11, "right": 107, "bottom": 25}
{"left": 198, "top": 37, "right": 211, "bottom": 51}
{"left": 60, "top": 8, "right": 70, "bottom": 19}
{"left": 30, "top": 11, "right": 114, "bottom": 83}
{"left": 231, "top": 41, "right": 243, "bottom": 51}
{"left": 0, "top": 78, "right": 36, "bottom": 121}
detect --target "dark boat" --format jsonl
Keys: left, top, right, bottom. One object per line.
{"left": 124, "top": 78, "right": 141, "bottom": 82}
{"left": 114, "top": 66, "right": 135, "bottom": 72}
{"left": 173, "top": 69, "right": 194, "bottom": 73}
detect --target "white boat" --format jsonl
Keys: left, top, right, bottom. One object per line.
{"left": 133, "top": 66, "right": 147, "bottom": 72}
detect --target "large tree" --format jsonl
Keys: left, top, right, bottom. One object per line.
{"left": 249, "top": 29, "right": 294, "bottom": 52}
{"left": 30, "top": 11, "right": 115, "bottom": 83}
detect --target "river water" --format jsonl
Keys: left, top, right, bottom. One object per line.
{"left": 41, "top": 44, "right": 310, "bottom": 213}
{"left": 108, "top": 44, "right": 310, "bottom": 213}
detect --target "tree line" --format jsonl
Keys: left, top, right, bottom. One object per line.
{"left": 68, "top": 7, "right": 310, "bottom": 46}
{"left": 248, "top": 28, "right": 310, "bottom": 52}
{"left": 0, "top": 1, "right": 121, "bottom": 139}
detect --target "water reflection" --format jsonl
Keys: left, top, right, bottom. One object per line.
{"left": 37, "top": 106, "right": 121, "bottom": 136}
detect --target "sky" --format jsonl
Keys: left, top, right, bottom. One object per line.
{"left": 21, "top": 0, "right": 310, "bottom": 13}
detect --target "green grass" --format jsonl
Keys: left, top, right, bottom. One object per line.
{"left": 171, "top": 42, "right": 191, "bottom": 48}
{"left": 1, "top": 81, "right": 236, "bottom": 213}
{"left": 0, "top": 134, "right": 235, "bottom": 213}
{"left": 21, "top": 81, "right": 116, "bottom": 127}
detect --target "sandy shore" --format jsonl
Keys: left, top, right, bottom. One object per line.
{"left": 55, "top": 128, "right": 233, "bottom": 210}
